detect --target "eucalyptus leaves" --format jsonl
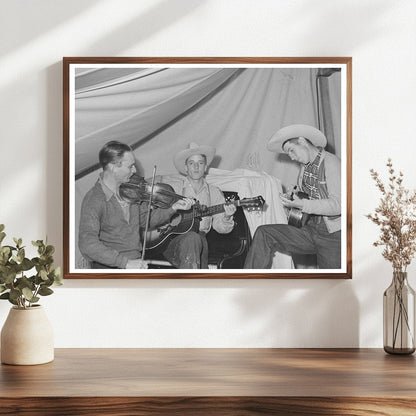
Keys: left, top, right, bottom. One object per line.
{"left": 0, "top": 224, "right": 62, "bottom": 309}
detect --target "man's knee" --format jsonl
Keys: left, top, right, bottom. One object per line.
{"left": 253, "top": 225, "right": 270, "bottom": 239}
{"left": 253, "top": 224, "right": 285, "bottom": 241}
{"left": 181, "top": 231, "right": 204, "bottom": 249}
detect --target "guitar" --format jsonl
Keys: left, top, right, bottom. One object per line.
{"left": 287, "top": 207, "right": 310, "bottom": 228}
{"left": 286, "top": 190, "right": 310, "bottom": 228}
{"left": 145, "top": 196, "right": 265, "bottom": 250}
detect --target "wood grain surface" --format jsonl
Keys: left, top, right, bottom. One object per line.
{"left": 1, "top": 348, "right": 415, "bottom": 415}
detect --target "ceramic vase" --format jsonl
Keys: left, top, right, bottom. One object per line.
{"left": 1, "top": 305, "right": 54, "bottom": 365}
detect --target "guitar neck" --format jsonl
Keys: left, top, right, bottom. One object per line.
{"left": 198, "top": 200, "right": 239, "bottom": 218}
{"left": 180, "top": 196, "right": 263, "bottom": 220}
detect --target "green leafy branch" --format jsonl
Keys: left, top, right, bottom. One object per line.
{"left": 0, "top": 224, "right": 62, "bottom": 309}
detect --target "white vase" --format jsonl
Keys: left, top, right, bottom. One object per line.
{"left": 1, "top": 305, "right": 54, "bottom": 365}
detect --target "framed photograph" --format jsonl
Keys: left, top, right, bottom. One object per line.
{"left": 63, "top": 57, "right": 352, "bottom": 279}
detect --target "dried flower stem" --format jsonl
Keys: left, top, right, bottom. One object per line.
{"left": 366, "top": 159, "right": 416, "bottom": 272}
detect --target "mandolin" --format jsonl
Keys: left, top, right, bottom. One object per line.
{"left": 145, "top": 196, "right": 265, "bottom": 250}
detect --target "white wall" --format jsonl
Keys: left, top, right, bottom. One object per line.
{"left": 1, "top": 0, "right": 415, "bottom": 348}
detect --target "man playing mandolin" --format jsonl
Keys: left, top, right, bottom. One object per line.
{"left": 244, "top": 124, "right": 341, "bottom": 269}
{"left": 160, "top": 143, "right": 237, "bottom": 268}
{"left": 78, "top": 141, "right": 193, "bottom": 269}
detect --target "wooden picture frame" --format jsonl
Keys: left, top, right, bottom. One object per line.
{"left": 63, "top": 57, "right": 352, "bottom": 279}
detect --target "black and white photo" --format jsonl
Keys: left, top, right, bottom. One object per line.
{"left": 63, "top": 57, "right": 352, "bottom": 279}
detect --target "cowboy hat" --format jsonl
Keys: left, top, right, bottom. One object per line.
{"left": 267, "top": 124, "right": 327, "bottom": 153}
{"left": 174, "top": 142, "right": 216, "bottom": 175}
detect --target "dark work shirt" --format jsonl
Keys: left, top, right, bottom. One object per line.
{"left": 78, "top": 179, "right": 174, "bottom": 268}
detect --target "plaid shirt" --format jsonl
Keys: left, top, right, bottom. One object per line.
{"left": 301, "top": 148, "right": 327, "bottom": 200}
{"left": 298, "top": 149, "right": 341, "bottom": 233}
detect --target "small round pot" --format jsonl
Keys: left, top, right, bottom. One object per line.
{"left": 1, "top": 305, "right": 54, "bottom": 365}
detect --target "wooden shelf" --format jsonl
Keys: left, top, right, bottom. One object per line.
{"left": 1, "top": 348, "right": 415, "bottom": 415}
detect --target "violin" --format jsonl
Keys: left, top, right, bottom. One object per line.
{"left": 119, "top": 174, "right": 185, "bottom": 209}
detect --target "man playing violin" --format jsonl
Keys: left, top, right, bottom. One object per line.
{"left": 78, "top": 141, "right": 193, "bottom": 269}
{"left": 161, "top": 143, "right": 237, "bottom": 268}
{"left": 244, "top": 124, "right": 341, "bottom": 269}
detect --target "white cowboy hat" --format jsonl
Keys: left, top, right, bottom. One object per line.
{"left": 173, "top": 142, "right": 216, "bottom": 175}
{"left": 267, "top": 124, "right": 327, "bottom": 153}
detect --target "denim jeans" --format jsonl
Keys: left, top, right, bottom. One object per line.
{"left": 244, "top": 220, "right": 341, "bottom": 269}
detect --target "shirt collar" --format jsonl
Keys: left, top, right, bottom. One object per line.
{"left": 305, "top": 147, "right": 325, "bottom": 168}
{"left": 184, "top": 176, "right": 208, "bottom": 192}
{"left": 98, "top": 174, "right": 115, "bottom": 202}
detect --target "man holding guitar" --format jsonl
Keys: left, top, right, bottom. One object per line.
{"left": 160, "top": 143, "right": 237, "bottom": 268}
{"left": 244, "top": 124, "right": 341, "bottom": 269}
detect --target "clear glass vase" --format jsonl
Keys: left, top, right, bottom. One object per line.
{"left": 383, "top": 270, "right": 415, "bottom": 355}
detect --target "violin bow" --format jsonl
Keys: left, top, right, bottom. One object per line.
{"left": 141, "top": 165, "right": 157, "bottom": 261}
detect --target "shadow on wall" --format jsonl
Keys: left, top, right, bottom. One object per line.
{"left": 38, "top": 0, "right": 387, "bottom": 348}
{"left": 57, "top": 277, "right": 359, "bottom": 348}
{"left": 44, "top": 0, "right": 396, "bottom": 267}
{"left": 45, "top": 0, "right": 205, "bottom": 266}
{"left": 291, "top": 0, "right": 394, "bottom": 52}
{"left": 2, "top": 0, "right": 203, "bottom": 57}
{"left": 0, "top": 302, "right": 11, "bottom": 329}
{"left": 46, "top": 62, "right": 64, "bottom": 265}
{"left": 1, "top": 0, "right": 102, "bottom": 56}
{"left": 233, "top": 279, "right": 359, "bottom": 348}
{"left": 83, "top": 0, "right": 205, "bottom": 56}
